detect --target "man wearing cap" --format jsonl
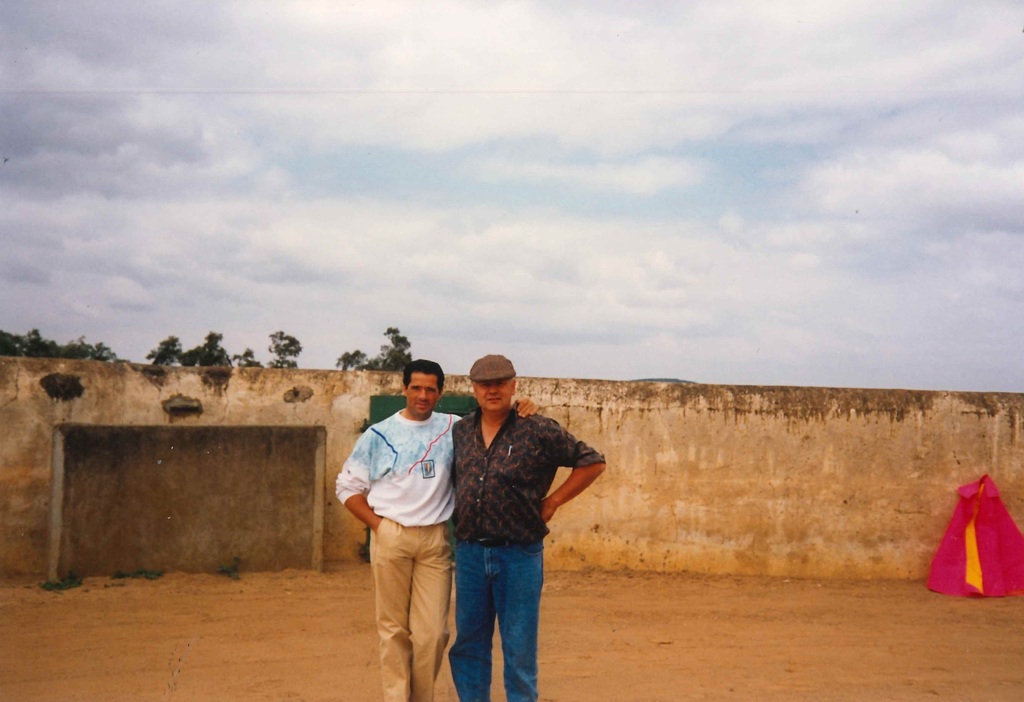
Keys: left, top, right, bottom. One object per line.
{"left": 448, "top": 354, "right": 606, "bottom": 702}
{"left": 337, "top": 359, "right": 537, "bottom": 702}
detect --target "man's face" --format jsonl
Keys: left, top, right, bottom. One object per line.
{"left": 471, "top": 378, "right": 516, "bottom": 414}
{"left": 403, "top": 372, "right": 442, "bottom": 421}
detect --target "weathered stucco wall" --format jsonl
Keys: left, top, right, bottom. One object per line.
{"left": 2, "top": 357, "right": 1022, "bottom": 580}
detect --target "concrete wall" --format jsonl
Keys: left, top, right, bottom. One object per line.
{"left": 2, "top": 356, "right": 1022, "bottom": 580}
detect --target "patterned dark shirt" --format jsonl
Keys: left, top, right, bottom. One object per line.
{"left": 452, "top": 410, "right": 605, "bottom": 544}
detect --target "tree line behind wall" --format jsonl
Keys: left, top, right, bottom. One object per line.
{"left": 0, "top": 327, "right": 412, "bottom": 371}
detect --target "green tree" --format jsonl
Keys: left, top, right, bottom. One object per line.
{"left": 268, "top": 331, "right": 302, "bottom": 368}
{"left": 179, "top": 332, "right": 232, "bottom": 367}
{"left": 146, "top": 336, "right": 183, "bottom": 366}
{"left": 231, "top": 348, "right": 263, "bottom": 368}
{"left": 19, "top": 329, "right": 60, "bottom": 357}
{"left": 0, "top": 330, "right": 20, "bottom": 356}
{"left": 61, "top": 337, "right": 118, "bottom": 362}
{"left": 336, "top": 350, "right": 368, "bottom": 370}
{"left": 0, "top": 328, "right": 119, "bottom": 361}
{"left": 336, "top": 327, "right": 412, "bottom": 371}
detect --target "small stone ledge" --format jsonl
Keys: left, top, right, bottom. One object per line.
{"left": 162, "top": 394, "right": 203, "bottom": 418}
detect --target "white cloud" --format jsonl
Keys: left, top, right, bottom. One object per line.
{"left": 1, "top": 1, "right": 1022, "bottom": 391}
{"left": 800, "top": 146, "right": 1024, "bottom": 232}
{"left": 469, "top": 155, "right": 705, "bottom": 196}
{"left": 102, "top": 276, "right": 156, "bottom": 310}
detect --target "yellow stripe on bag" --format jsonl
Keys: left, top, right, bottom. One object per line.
{"left": 964, "top": 481, "right": 985, "bottom": 593}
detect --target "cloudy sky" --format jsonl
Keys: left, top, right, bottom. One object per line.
{"left": 2, "top": 1, "right": 1022, "bottom": 391}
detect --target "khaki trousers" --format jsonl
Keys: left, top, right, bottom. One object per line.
{"left": 370, "top": 519, "right": 453, "bottom": 702}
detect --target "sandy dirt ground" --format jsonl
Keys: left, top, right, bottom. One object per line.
{"left": 2, "top": 565, "right": 1023, "bottom": 702}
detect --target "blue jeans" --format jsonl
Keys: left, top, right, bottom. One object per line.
{"left": 449, "top": 540, "right": 544, "bottom": 702}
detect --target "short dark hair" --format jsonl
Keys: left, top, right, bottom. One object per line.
{"left": 403, "top": 359, "right": 445, "bottom": 391}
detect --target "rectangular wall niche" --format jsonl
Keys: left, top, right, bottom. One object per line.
{"left": 51, "top": 425, "right": 325, "bottom": 579}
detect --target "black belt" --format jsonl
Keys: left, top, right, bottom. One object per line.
{"left": 474, "top": 537, "right": 516, "bottom": 548}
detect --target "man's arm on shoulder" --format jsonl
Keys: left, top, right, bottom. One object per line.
{"left": 540, "top": 461, "right": 605, "bottom": 523}
{"left": 515, "top": 398, "right": 539, "bottom": 417}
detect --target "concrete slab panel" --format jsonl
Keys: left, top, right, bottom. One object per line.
{"left": 52, "top": 425, "right": 325, "bottom": 578}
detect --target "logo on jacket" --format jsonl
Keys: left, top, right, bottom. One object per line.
{"left": 421, "top": 459, "right": 436, "bottom": 479}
